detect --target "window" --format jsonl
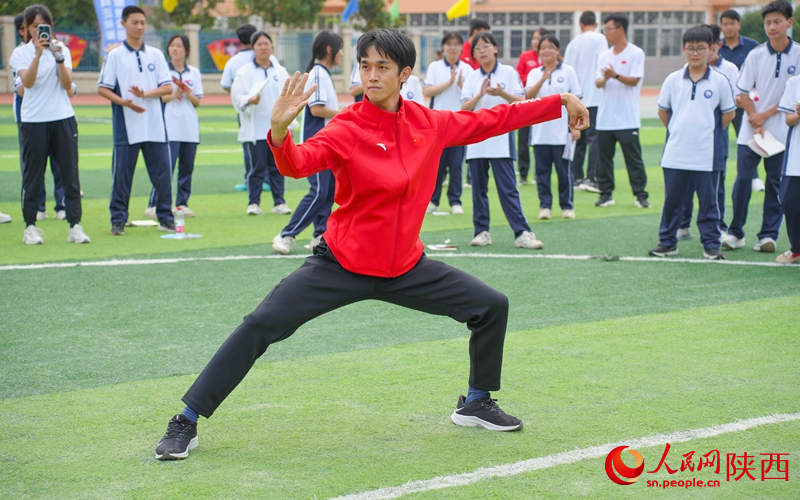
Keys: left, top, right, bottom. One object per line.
{"left": 492, "top": 13, "right": 506, "bottom": 26}
{"left": 526, "top": 13, "right": 540, "bottom": 25}
{"left": 510, "top": 30, "right": 524, "bottom": 58}
{"left": 492, "top": 29, "right": 505, "bottom": 59}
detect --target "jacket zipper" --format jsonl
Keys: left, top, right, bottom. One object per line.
{"left": 391, "top": 114, "right": 410, "bottom": 277}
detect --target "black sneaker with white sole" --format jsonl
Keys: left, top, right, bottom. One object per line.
{"left": 110, "top": 222, "right": 125, "bottom": 235}
{"left": 155, "top": 414, "right": 198, "bottom": 460}
{"left": 451, "top": 395, "right": 523, "bottom": 431}
{"left": 158, "top": 221, "right": 176, "bottom": 232}
{"left": 703, "top": 247, "right": 726, "bottom": 260}
{"left": 595, "top": 194, "right": 615, "bottom": 207}
{"left": 648, "top": 245, "right": 679, "bottom": 257}
{"left": 634, "top": 194, "right": 651, "bottom": 208}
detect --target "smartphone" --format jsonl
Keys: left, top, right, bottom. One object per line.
{"left": 38, "top": 24, "right": 51, "bottom": 46}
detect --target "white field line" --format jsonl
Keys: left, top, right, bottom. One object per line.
{"left": 329, "top": 412, "right": 800, "bottom": 500}
{"left": 0, "top": 148, "right": 241, "bottom": 160}
{"left": 1, "top": 252, "right": 796, "bottom": 272}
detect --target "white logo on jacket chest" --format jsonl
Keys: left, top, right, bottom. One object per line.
{"left": 377, "top": 143, "right": 387, "bottom": 151}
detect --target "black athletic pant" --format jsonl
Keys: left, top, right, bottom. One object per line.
{"left": 183, "top": 242, "right": 509, "bottom": 418}
{"left": 19, "top": 118, "right": 81, "bottom": 227}
{"left": 780, "top": 175, "right": 800, "bottom": 254}
{"left": 517, "top": 126, "right": 531, "bottom": 181}
{"left": 731, "top": 109, "right": 759, "bottom": 181}
{"left": 597, "top": 128, "right": 648, "bottom": 198}
{"left": 571, "top": 106, "right": 599, "bottom": 182}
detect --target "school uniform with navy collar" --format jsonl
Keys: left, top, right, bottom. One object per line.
{"left": 10, "top": 40, "right": 82, "bottom": 229}
{"left": 778, "top": 75, "right": 800, "bottom": 254}
{"left": 526, "top": 62, "right": 582, "bottom": 211}
{"left": 98, "top": 41, "right": 174, "bottom": 226}
{"left": 424, "top": 58, "right": 473, "bottom": 209}
{"left": 728, "top": 38, "right": 800, "bottom": 248}
{"left": 657, "top": 64, "right": 736, "bottom": 251}
{"left": 719, "top": 35, "right": 758, "bottom": 136}
{"left": 350, "top": 63, "right": 364, "bottom": 103}
{"left": 461, "top": 62, "right": 532, "bottom": 238}
{"left": 279, "top": 63, "right": 338, "bottom": 240}
{"left": 148, "top": 62, "right": 204, "bottom": 210}
{"left": 231, "top": 59, "right": 290, "bottom": 208}
{"left": 680, "top": 57, "right": 740, "bottom": 234}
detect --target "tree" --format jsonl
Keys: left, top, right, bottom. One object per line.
{"left": 356, "top": 0, "right": 403, "bottom": 30}
{"left": 0, "top": 0, "right": 98, "bottom": 30}
{"left": 150, "top": 0, "right": 222, "bottom": 30}
{"left": 739, "top": 6, "right": 800, "bottom": 43}
{"left": 235, "top": 0, "right": 325, "bottom": 28}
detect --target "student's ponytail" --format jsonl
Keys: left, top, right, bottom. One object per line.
{"left": 306, "top": 31, "right": 344, "bottom": 72}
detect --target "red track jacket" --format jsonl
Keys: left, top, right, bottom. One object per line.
{"left": 268, "top": 93, "right": 562, "bottom": 278}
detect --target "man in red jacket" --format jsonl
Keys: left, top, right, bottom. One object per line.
{"left": 155, "top": 29, "right": 588, "bottom": 460}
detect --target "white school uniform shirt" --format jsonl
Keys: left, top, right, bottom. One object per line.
{"left": 350, "top": 63, "right": 362, "bottom": 89}
{"left": 778, "top": 75, "right": 800, "bottom": 176}
{"left": 165, "top": 63, "right": 203, "bottom": 144}
{"left": 736, "top": 40, "right": 800, "bottom": 145}
{"left": 231, "top": 60, "right": 290, "bottom": 144}
{"left": 10, "top": 40, "right": 74, "bottom": 123}
{"left": 220, "top": 49, "right": 282, "bottom": 90}
{"left": 461, "top": 62, "right": 525, "bottom": 159}
{"left": 526, "top": 62, "right": 582, "bottom": 145}
{"left": 98, "top": 42, "right": 171, "bottom": 145}
{"left": 302, "top": 63, "right": 339, "bottom": 142}
{"left": 657, "top": 65, "right": 736, "bottom": 172}
{"left": 712, "top": 57, "right": 739, "bottom": 96}
{"left": 424, "top": 58, "right": 474, "bottom": 111}
{"left": 402, "top": 75, "right": 425, "bottom": 105}
{"left": 595, "top": 43, "right": 645, "bottom": 131}
{"left": 563, "top": 31, "right": 607, "bottom": 107}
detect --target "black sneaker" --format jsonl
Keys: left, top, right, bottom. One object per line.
{"left": 155, "top": 414, "right": 198, "bottom": 460}
{"left": 581, "top": 179, "right": 601, "bottom": 193}
{"left": 158, "top": 221, "right": 176, "bottom": 232}
{"left": 595, "top": 194, "right": 615, "bottom": 207}
{"left": 451, "top": 395, "right": 523, "bottom": 431}
{"left": 703, "top": 247, "right": 727, "bottom": 260}
{"left": 635, "top": 194, "right": 651, "bottom": 208}
{"left": 110, "top": 222, "right": 125, "bottom": 235}
{"left": 649, "top": 245, "right": 679, "bottom": 257}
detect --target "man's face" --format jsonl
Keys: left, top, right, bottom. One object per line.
{"left": 359, "top": 46, "right": 410, "bottom": 106}
{"left": 720, "top": 18, "right": 740, "bottom": 39}
{"left": 683, "top": 42, "right": 709, "bottom": 68}
{"left": 603, "top": 20, "right": 623, "bottom": 44}
{"left": 763, "top": 12, "right": 793, "bottom": 42}
{"left": 121, "top": 13, "right": 146, "bottom": 39}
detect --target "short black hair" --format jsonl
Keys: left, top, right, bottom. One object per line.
{"left": 237, "top": 24, "right": 257, "bottom": 45}
{"left": 470, "top": 31, "right": 497, "bottom": 60}
{"left": 441, "top": 31, "right": 463, "bottom": 46}
{"left": 469, "top": 19, "right": 490, "bottom": 35}
{"left": 121, "top": 5, "right": 145, "bottom": 21}
{"left": 14, "top": 13, "right": 24, "bottom": 32}
{"left": 357, "top": 29, "right": 416, "bottom": 75}
{"left": 703, "top": 24, "right": 722, "bottom": 43}
{"left": 761, "top": 0, "right": 793, "bottom": 20}
{"left": 683, "top": 25, "right": 713, "bottom": 46}
{"left": 579, "top": 11, "right": 596, "bottom": 26}
{"left": 603, "top": 13, "right": 629, "bottom": 34}
{"left": 719, "top": 10, "right": 740, "bottom": 23}
{"left": 538, "top": 34, "right": 560, "bottom": 51}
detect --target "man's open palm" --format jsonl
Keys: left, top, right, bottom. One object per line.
{"left": 271, "top": 71, "right": 318, "bottom": 130}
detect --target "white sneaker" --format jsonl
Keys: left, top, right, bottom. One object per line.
{"left": 514, "top": 230, "right": 544, "bottom": 249}
{"left": 271, "top": 204, "right": 292, "bottom": 215}
{"left": 305, "top": 234, "right": 322, "bottom": 252}
{"left": 676, "top": 228, "right": 693, "bottom": 240}
{"left": 246, "top": 204, "right": 264, "bottom": 216}
{"left": 272, "top": 234, "right": 295, "bottom": 254}
{"left": 23, "top": 225, "right": 44, "bottom": 245}
{"left": 67, "top": 224, "right": 91, "bottom": 244}
{"left": 144, "top": 206, "right": 157, "bottom": 219}
{"left": 752, "top": 178, "right": 766, "bottom": 192}
{"left": 451, "top": 205, "right": 464, "bottom": 215}
{"left": 464, "top": 182, "right": 472, "bottom": 189}
{"left": 538, "top": 208, "right": 552, "bottom": 220}
{"left": 470, "top": 231, "right": 492, "bottom": 247}
{"left": 426, "top": 202, "right": 438, "bottom": 214}
{"left": 36, "top": 211, "right": 48, "bottom": 221}
{"left": 562, "top": 209, "right": 575, "bottom": 219}
{"left": 177, "top": 205, "right": 195, "bottom": 218}
{"left": 0, "top": 211, "right": 11, "bottom": 223}
{"left": 753, "top": 237, "right": 776, "bottom": 253}
{"left": 55, "top": 210, "right": 66, "bottom": 220}
{"left": 721, "top": 234, "right": 745, "bottom": 250}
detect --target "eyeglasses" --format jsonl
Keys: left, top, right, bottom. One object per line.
{"left": 473, "top": 44, "right": 494, "bottom": 52}
{"left": 684, "top": 47, "right": 709, "bottom": 55}
{"left": 602, "top": 26, "right": 618, "bottom": 34}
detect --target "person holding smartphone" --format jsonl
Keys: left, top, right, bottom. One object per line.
{"left": 9, "top": 4, "right": 89, "bottom": 245}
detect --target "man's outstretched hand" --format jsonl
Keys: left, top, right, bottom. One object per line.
{"left": 560, "top": 93, "right": 590, "bottom": 131}
{"left": 270, "top": 71, "right": 318, "bottom": 147}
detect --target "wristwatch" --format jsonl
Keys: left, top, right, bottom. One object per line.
{"left": 614, "top": 74, "right": 620, "bottom": 80}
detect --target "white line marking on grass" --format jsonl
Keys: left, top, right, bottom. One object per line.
{"left": 329, "top": 412, "right": 800, "bottom": 500}
{"left": 1, "top": 147, "right": 245, "bottom": 160}
{"left": 1, "top": 252, "right": 796, "bottom": 272}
